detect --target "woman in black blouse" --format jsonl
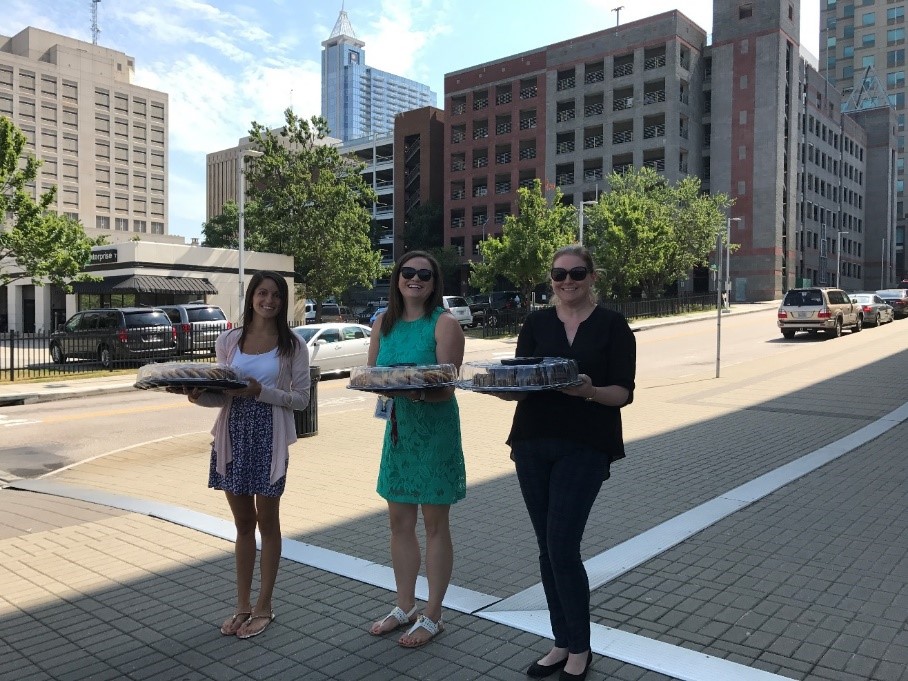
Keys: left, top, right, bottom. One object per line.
{"left": 506, "top": 244, "right": 636, "bottom": 680}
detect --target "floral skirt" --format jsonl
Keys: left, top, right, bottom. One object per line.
{"left": 208, "top": 397, "right": 285, "bottom": 497}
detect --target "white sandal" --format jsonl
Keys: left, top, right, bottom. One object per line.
{"left": 369, "top": 604, "right": 418, "bottom": 635}
{"left": 399, "top": 614, "right": 444, "bottom": 648}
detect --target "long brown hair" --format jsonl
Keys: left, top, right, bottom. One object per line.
{"left": 239, "top": 270, "right": 299, "bottom": 357}
{"left": 380, "top": 251, "right": 443, "bottom": 336}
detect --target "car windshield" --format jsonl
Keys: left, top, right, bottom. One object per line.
{"left": 124, "top": 311, "right": 170, "bottom": 326}
{"left": 294, "top": 327, "right": 319, "bottom": 342}
{"left": 446, "top": 297, "right": 468, "bottom": 307}
{"left": 186, "top": 307, "right": 225, "bottom": 322}
{"left": 782, "top": 290, "right": 823, "bottom": 307}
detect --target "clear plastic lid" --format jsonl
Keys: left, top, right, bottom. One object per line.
{"left": 348, "top": 363, "right": 458, "bottom": 390}
{"left": 458, "top": 357, "right": 580, "bottom": 390}
{"left": 135, "top": 362, "right": 246, "bottom": 389}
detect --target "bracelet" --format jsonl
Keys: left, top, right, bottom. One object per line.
{"left": 585, "top": 387, "right": 597, "bottom": 402}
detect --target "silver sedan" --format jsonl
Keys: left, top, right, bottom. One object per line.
{"left": 292, "top": 323, "right": 371, "bottom": 374}
{"left": 849, "top": 293, "right": 895, "bottom": 326}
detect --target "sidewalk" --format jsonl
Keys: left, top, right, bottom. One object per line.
{"left": 3, "top": 301, "right": 906, "bottom": 681}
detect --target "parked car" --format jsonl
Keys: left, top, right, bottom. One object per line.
{"left": 466, "top": 295, "right": 487, "bottom": 327}
{"left": 897, "top": 280, "right": 908, "bottom": 289}
{"left": 49, "top": 307, "right": 177, "bottom": 368}
{"left": 357, "top": 300, "right": 388, "bottom": 326}
{"left": 776, "top": 287, "right": 863, "bottom": 339}
{"left": 292, "top": 323, "right": 371, "bottom": 374}
{"left": 467, "top": 290, "right": 521, "bottom": 327}
{"left": 369, "top": 306, "right": 387, "bottom": 327}
{"left": 875, "top": 289, "right": 908, "bottom": 319}
{"left": 159, "top": 303, "right": 230, "bottom": 355}
{"left": 848, "top": 293, "right": 895, "bottom": 327}
{"left": 442, "top": 296, "right": 473, "bottom": 329}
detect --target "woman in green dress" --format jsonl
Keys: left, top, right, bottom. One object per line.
{"left": 366, "top": 251, "right": 466, "bottom": 648}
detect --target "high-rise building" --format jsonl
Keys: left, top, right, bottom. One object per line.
{"left": 321, "top": 9, "right": 436, "bottom": 142}
{"left": 0, "top": 27, "right": 171, "bottom": 244}
{"left": 819, "top": 1, "right": 906, "bottom": 281}
{"left": 443, "top": 1, "right": 898, "bottom": 299}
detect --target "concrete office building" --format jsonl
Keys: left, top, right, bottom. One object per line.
{"left": 443, "top": 1, "right": 897, "bottom": 300}
{"left": 1, "top": 27, "right": 178, "bottom": 333}
{"left": 819, "top": 0, "right": 906, "bottom": 281}
{"left": 321, "top": 9, "right": 436, "bottom": 142}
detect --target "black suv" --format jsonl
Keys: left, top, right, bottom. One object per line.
{"left": 468, "top": 291, "right": 521, "bottom": 327}
{"left": 159, "top": 303, "right": 230, "bottom": 354}
{"left": 49, "top": 307, "right": 177, "bottom": 368}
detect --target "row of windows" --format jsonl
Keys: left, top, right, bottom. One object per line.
{"left": 95, "top": 88, "right": 165, "bottom": 121}
{"left": 93, "top": 115, "right": 165, "bottom": 144}
{"left": 800, "top": 201, "right": 864, "bottom": 233}
{"left": 0, "top": 66, "right": 78, "bottom": 101}
{"left": 94, "top": 216, "right": 165, "bottom": 233}
{"left": 93, "top": 194, "right": 165, "bottom": 215}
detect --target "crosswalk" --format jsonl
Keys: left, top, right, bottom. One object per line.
{"left": 0, "top": 413, "right": 40, "bottom": 428}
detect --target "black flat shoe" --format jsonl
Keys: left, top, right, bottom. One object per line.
{"left": 526, "top": 655, "right": 568, "bottom": 678}
{"left": 558, "top": 650, "right": 593, "bottom": 681}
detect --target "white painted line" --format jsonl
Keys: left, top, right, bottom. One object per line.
{"left": 481, "top": 611, "right": 795, "bottom": 681}
{"left": 489, "top": 403, "right": 908, "bottom": 614}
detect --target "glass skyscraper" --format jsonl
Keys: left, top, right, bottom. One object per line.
{"left": 321, "top": 9, "right": 436, "bottom": 142}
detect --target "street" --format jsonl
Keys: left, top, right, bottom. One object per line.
{"left": 0, "top": 308, "right": 899, "bottom": 478}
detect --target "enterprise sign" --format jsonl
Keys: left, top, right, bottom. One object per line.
{"left": 90, "top": 249, "right": 118, "bottom": 264}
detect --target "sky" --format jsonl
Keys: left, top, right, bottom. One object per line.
{"left": 1, "top": 0, "right": 820, "bottom": 243}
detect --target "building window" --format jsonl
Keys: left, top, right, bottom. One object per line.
{"left": 862, "top": 54, "right": 876, "bottom": 68}
{"left": 115, "top": 217, "right": 128, "bottom": 231}
{"left": 888, "top": 28, "right": 906, "bottom": 45}
{"left": 151, "top": 221, "right": 164, "bottom": 234}
{"left": 96, "top": 215, "right": 110, "bottom": 229}
{"left": 739, "top": 3, "right": 753, "bottom": 19}
{"left": 888, "top": 49, "right": 906, "bottom": 67}
{"left": 862, "top": 34, "right": 876, "bottom": 48}
{"left": 134, "top": 219, "right": 146, "bottom": 233}
{"left": 862, "top": 12, "right": 875, "bottom": 27}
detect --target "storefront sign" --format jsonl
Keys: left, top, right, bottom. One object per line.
{"left": 90, "top": 249, "right": 118, "bottom": 264}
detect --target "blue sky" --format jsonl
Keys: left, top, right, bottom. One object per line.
{"left": 2, "top": 0, "right": 819, "bottom": 243}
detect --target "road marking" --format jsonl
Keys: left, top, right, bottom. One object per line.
{"left": 0, "top": 414, "right": 40, "bottom": 427}
{"left": 38, "top": 401, "right": 190, "bottom": 424}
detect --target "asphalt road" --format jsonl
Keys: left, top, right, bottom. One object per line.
{"left": 0, "top": 308, "right": 881, "bottom": 478}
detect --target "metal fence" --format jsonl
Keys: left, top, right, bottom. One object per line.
{"left": 1, "top": 327, "right": 221, "bottom": 382}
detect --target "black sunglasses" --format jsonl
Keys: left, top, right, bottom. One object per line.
{"left": 400, "top": 266, "right": 434, "bottom": 282}
{"left": 551, "top": 266, "right": 589, "bottom": 282}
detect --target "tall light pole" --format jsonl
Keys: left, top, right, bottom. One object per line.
{"left": 724, "top": 217, "right": 741, "bottom": 312}
{"left": 236, "top": 149, "right": 263, "bottom": 321}
{"left": 578, "top": 200, "right": 597, "bottom": 245}
{"left": 835, "top": 230, "right": 849, "bottom": 288}
{"left": 881, "top": 237, "right": 886, "bottom": 289}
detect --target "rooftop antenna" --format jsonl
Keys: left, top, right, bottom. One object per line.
{"left": 613, "top": 5, "right": 624, "bottom": 28}
{"left": 91, "top": 0, "right": 101, "bottom": 45}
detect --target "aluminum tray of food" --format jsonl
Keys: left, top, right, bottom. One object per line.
{"left": 347, "top": 363, "right": 458, "bottom": 392}
{"left": 457, "top": 357, "right": 582, "bottom": 392}
{"left": 134, "top": 362, "right": 248, "bottom": 391}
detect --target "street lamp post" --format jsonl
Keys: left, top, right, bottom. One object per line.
{"left": 835, "top": 230, "right": 849, "bottom": 288}
{"left": 236, "top": 149, "right": 264, "bottom": 320}
{"left": 723, "top": 217, "right": 741, "bottom": 312}
{"left": 577, "top": 200, "right": 597, "bottom": 245}
{"left": 715, "top": 217, "right": 740, "bottom": 378}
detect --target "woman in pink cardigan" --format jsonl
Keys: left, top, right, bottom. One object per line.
{"left": 186, "top": 271, "right": 310, "bottom": 639}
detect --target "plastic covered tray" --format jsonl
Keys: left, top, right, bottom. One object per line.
{"left": 457, "top": 357, "right": 582, "bottom": 392}
{"left": 134, "top": 362, "right": 248, "bottom": 391}
{"left": 347, "top": 363, "right": 458, "bottom": 392}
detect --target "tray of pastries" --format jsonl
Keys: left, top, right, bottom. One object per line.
{"left": 134, "top": 362, "right": 248, "bottom": 391}
{"left": 348, "top": 363, "right": 458, "bottom": 392}
{"left": 457, "top": 357, "right": 582, "bottom": 392}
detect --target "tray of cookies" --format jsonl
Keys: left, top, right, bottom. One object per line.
{"left": 347, "top": 363, "right": 458, "bottom": 392}
{"left": 134, "top": 362, "right": 248, "bottom": 391}
{"left": 457, "top": 357, "right": 582, "bottom": 392}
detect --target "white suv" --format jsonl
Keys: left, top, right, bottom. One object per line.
{"left": 442, "top": 296, "right": 473, "bottom": 329}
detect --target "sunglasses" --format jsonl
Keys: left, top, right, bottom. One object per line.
{"left": 400, "top": 266, "right": 434, "bottom": 282}
{"left": 550, "top": 266, "right": 589, "bottom": 282}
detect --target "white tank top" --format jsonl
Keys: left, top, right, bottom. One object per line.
{"left": 232, "top": 347, "right": 279, "bottom": 389}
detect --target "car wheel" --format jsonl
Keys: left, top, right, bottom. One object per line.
{"left": 873, "top": 313, "right": 880, "bottom": 327}
{"left": 50, "top": 343, "right": 66, "bottom": 364}
{"left": 781, "top": 330, "right": 796, "bottom": 339}
{"left": 852, "top": 315, "right": 863, "bottom": 333}
{"left": 487, "top": 313, "right": 499, "bottom": 328}
{"left": 98, "top": 345, "right": 112, "bottom": 368}
{"left": 825, "top": 318, "right": 843, "bottom": 339}
{"left": 807, "top": 329, "right": 818, "bottom": 336}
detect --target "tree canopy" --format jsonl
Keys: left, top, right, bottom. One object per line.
{"left": 0, "top": 116, "right": 100, "bottom": 287}
{"left": 234, "top": 109, "right": 382, "bottom": 303}
{"left": 584, "top": 167, "right": 731, "bottom": 299}
{"left": 469, "top": 179, "right": 577, "bottom": 303}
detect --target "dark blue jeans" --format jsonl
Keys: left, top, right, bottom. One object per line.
{"left": 513, "top": 438, "right": 606, "bottom": 653}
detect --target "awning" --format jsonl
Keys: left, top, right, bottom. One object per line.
{"left": 72, "top": 275, "right": 218, "bottom": 295}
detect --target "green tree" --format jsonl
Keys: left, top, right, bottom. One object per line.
{"left": 584, "top": 167, "right": 730, "bottom": 299}
{"left": 402, "top": 201, "right": 443, "bottom": 251}
{"left": 200, "top": 200, "right": 269, "bottom": 251}
{"left": 469, "top": 179, "right": 576, "bottom": 303}
{"left": 244, "top": 109, "right": 382, "bottom": 308}
{"left": 0, "top": 116, "right": 100, "bottom": 287}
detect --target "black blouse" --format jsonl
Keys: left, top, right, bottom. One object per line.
{"left": 507, "top": 305, "right": 636, "bottom": 465}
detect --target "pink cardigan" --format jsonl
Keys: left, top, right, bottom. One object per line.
{"left": 197, "top": 327, "right": 311, "bottom": 484}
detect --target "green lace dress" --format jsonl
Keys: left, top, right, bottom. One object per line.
{"left": 375, "top": 307, "right": 466, "bottom": 505}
